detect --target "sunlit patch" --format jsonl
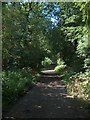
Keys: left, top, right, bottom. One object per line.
{"left": 47, "top": 93, "right": 52, "bottom": 96}
{"left": 67, "top": 106, "right": 71, "bottom": 108}
{"left": 60, "top": 93, "right": 67, "bottom": 96}
{"left": 66, "top": 95, "right": 74, "bottom": 98}
{"left": 34, "top": 105, "right": 42, "bottom": 108}
{"left": 80, "top": 106, "right": 83, "bottom": 109}
{"left": 57, "top": 106, "right": 61, "bottom": 108}
{"left": 4, "top": 117, "right": 15, "bottom": 119}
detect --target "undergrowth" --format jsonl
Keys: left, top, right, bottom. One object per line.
{"left": 62, "top": 68, "right": 90, "bottom": 102}
{"left": 2, "top": 67, "right": 39, "bottom": 108}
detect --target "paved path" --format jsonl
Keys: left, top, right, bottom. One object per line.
{"left": 3, "top": 74, "right": 89, "bottom": 119}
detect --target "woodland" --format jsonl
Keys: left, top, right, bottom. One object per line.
{"left": 2, "top": 2, "right": 90, "bottom": 111}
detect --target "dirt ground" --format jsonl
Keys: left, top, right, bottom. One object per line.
{"left": 3, "top": 75, "right": 90, "bottom": 119}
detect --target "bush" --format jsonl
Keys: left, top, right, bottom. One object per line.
{"left": 66, "top": 71, "right": 90, "bottom": 101}
{"left": 41, "top": 57, "right": 52, "bottom": 68}
{"left": 62, "top": 67, "right": 76, "bottom": 82}
{"left": 54, "top": 64, "right": 66, "bottom": 73}
{"left": 54, "top": 57, "right": 67, "bottom": 73}
{"left": 2, "top": 68, "right": 37, "bottom": 107}
{"left": 57, "top": 58, "right": 65, "bottom": 65}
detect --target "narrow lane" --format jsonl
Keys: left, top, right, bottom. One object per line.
{"left": 3, "top": 75, "right": 89, "bottom": 119}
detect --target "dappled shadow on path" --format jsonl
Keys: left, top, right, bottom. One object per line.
{"left": 3, "top": 75, "right": 89, "bottom": 119}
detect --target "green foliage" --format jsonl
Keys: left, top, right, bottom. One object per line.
{"left": 77, "top": 28, "right": 88, "bottom": 57}
{"left": 2, "top": 2, "right": 90, "bottom": 105}
{"left": 42, "top": 57, "right": 52, "bottom": 68}
{"left": 3, "top": 2, "right": 89, "bottom": 71}
{"left": 62, "top": 67, "right": 76, "bottom": 82}
{"left": 54, "top": 64, "right": 66, "bottom": 73}
{"left": 2, "top": 3, "right": 51, "bottom": 70}
{"left": 57, "top": 58, "right": 65, "bottom": 65}
{"left": 2, "top": 68, "right": 37, "bottom": 106}
{"left": 54, "top": 57, "right": 66, "bottom": 73}
{"left": 62, "top": 66, "right": 90, "bottom": 102}
{"left": 84, "top": 57, "right": 90, "bottom": 68}
{"left": 67, "top": 71, "right": 90, "bottom": 101}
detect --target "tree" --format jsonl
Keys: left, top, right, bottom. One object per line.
{"left": 2, "top": 2, "right": 51, "bottom": 70}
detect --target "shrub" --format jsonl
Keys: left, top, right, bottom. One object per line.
{"left": 54, "top": 64, "right": 66, "bottom": 73}
{"left": 57, "top": 58, "right": 65, "bottom": 65}
{"left": 62, "top": 67, "right": 76, "bottom": 83}
{"left": 66, "top": 71, "right": 90, "bottom": 101}
{"left": 2, "top": 68, "right": 37, "bottom": 107}
{"left": 41, "top": 57, "right": 52, "bottom": 68}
